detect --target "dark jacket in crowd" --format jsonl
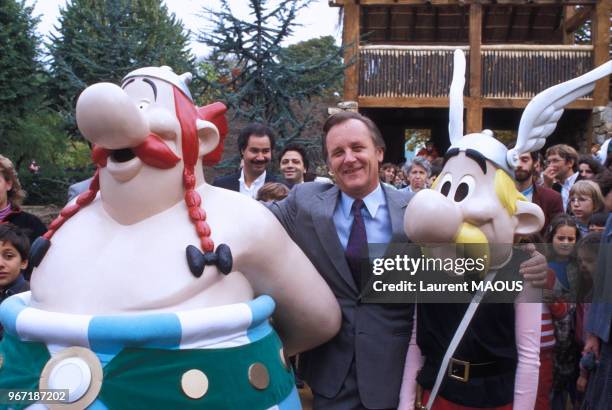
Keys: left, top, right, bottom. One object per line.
{"left": 1, "top": 208, "right": 47, "bottom": 245}
{"left": 532, "top": 184, "right": 564, "bottom": 235}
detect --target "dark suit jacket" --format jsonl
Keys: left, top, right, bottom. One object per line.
{"left": 269, "top": 182, "right": 414, "bottom": 409}
{"left": 532, "top": 184, "right": 563, "bottom": 236}
{"left": 212, "top": 171, "right": 280, "bottom": 192}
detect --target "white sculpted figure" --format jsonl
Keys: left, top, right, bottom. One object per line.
{"left": 0, "top": 67, "right": 340, "bottom": 409}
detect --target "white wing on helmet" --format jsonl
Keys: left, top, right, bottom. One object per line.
{"left": 507, "top": 60, "right": 612, "bottom": 168}
{"left": 448, "top": 49, "right": 466, "bottom": 145}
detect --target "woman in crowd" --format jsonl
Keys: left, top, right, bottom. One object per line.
{"left": 0, "top": 155, "right": 46, "bottom": 245}
{"left": 578, "top": 155, "right": 604, "bottom": 181}
{"left": 380, "top": 163, "right": 398, "bottom": 186}
{"left": 569, "top": 180, "right": 605, "bottom": 237}
{"left": 401, "top": 157, "right": 430, "bottom": 193}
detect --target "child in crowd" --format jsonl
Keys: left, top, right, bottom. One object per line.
{"left": 547, "top": 215, "right": 581, "bottom": 300}
{"left": 0, "top": 224, "right": 30, "bottom": 338}
{"left": 546, "top": 215, "right": 581, "bottom": 409}
{"left": 588, "top": 212, "right": 608, "bottom": 233}
{"left": 569, "top": 180, "right": 605, "bottom": 236}
{"left": 574, "top": 232, "right": 601, "bottom": 407}
{"left": 256, "top": 182, "right": 290, "bottom": 202}
{"left": 393, "top": 169, "right": 407, "bottom": 189}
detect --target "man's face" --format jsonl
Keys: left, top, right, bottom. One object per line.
{"left": 326, "top": 119, "right": 383, "bottom": 199}
{"left": 514, "top": 153, "right": 535, "bottom": 183}
{"left": 408, "top": 165, "right": 427, "bottom": 192}
{"left": 0, "top": 241, "right": 26, "bottom": 290}
{"left": 280, "top": 150, "right": 305, "bottom": 184}
{"left": 242, "top": 135, "right": 272, "bottom": 177}
{"left": 546, "top": 154, "right": 573, "bottom": 180}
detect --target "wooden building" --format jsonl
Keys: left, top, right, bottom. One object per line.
{"left": 330, "top": 0, "right": 611, "bottom": 162}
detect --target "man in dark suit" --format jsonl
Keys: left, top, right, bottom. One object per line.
{"left": 212, "top": 123, "right": 281, "bottom": 198}
{"left": 269, "top": 111, "right": 412, "bottom": 409}
{"left": 515, "top": 151, "right": 563, "bottom": 235}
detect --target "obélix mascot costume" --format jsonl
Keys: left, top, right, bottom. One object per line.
{"left": 399, "top": 51, "right": 612, "bottom": 410}
{"left": 0, "top": 67, "right": 341, "bottom": 409}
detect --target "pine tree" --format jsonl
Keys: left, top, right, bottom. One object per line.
{"left": 0, "top": 0, "right": 42, "bottom": 157}
{"left": 0, "top": 0, "right": 68, "bottom": 172}
{"left": 197, "top": 0, "right": 345, "bottom": 170}
{"left": 47, "top": 0, "right": 195, "bottom": 135}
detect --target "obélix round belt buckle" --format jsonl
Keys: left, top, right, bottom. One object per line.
{"left": 39, "top": 346, "right": 103, "bottom": 409}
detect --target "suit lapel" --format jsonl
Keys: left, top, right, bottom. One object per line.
{"left": 312, "top": 186, "right": 359, "bottom": 294}
{"left": 385, "top": 186, "right": 411, "bottom": 243}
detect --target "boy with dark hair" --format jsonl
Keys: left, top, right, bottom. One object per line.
{"left": 0, "top": 224, "right": 30, "bottom": 337}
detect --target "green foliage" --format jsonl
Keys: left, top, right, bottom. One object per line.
{"left": 280, "top": 36, "right": 343, "bottom": 97}
{"left": 55, "top": 140, "right": 92, "bottom": 169}
{"left": 47, "top": 0, "right": 195, "bottom": 136}
{"left": 0, "top": 0, "right": 43, "bottom": 146}
{"left": 192, "top": 60, "right": 224, "bottom": 106}
{"left": 197, "top": 0, "right": 345, "bottom": 170}
{"left": 2, "top": 111, "right": 67, "bottom": 168}
{"left": 5, "top": 112, "right": 94, "bottom": 206}
{"left": 0, "top": 1, "right": 72, "bottom": 168}
{"left": 19, "top": 164, "right": 95, "bottom": 206}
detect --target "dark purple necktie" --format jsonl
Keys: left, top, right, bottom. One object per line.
{"left": 345, "top": 199, "right": 368, "bottom": 290}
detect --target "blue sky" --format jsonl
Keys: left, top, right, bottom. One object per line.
{"left": 26, "top": 0, "right": 342, "bottom": 58}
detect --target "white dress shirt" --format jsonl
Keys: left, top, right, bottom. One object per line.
{"left": 239, "top": 169, "right": 267, "bottom": 199}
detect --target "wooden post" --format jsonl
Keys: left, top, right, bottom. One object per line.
{"left": 562, "top": 6, "right": 576, "bottom": 45}
{"left": 343, "top": 1, "right": 360, "bottom": 102}
{"left": 467, "top": 2, "right": 483, "bottom": 133}
{"left": 592, "top": 1, "right": 611, "bottom": 106}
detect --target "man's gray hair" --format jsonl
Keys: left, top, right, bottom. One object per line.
{"left": 403, "top": 157, "right": 431, "bottom": 177}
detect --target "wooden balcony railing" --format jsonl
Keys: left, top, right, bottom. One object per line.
{"left": 481, "top": 45, "right": 593, "bottom": 99}
{"left": 358, "top": 45, "right": 594, "bottom": 101}
{"left": 359, "top": 46, "right": 469, "bottom": 98}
